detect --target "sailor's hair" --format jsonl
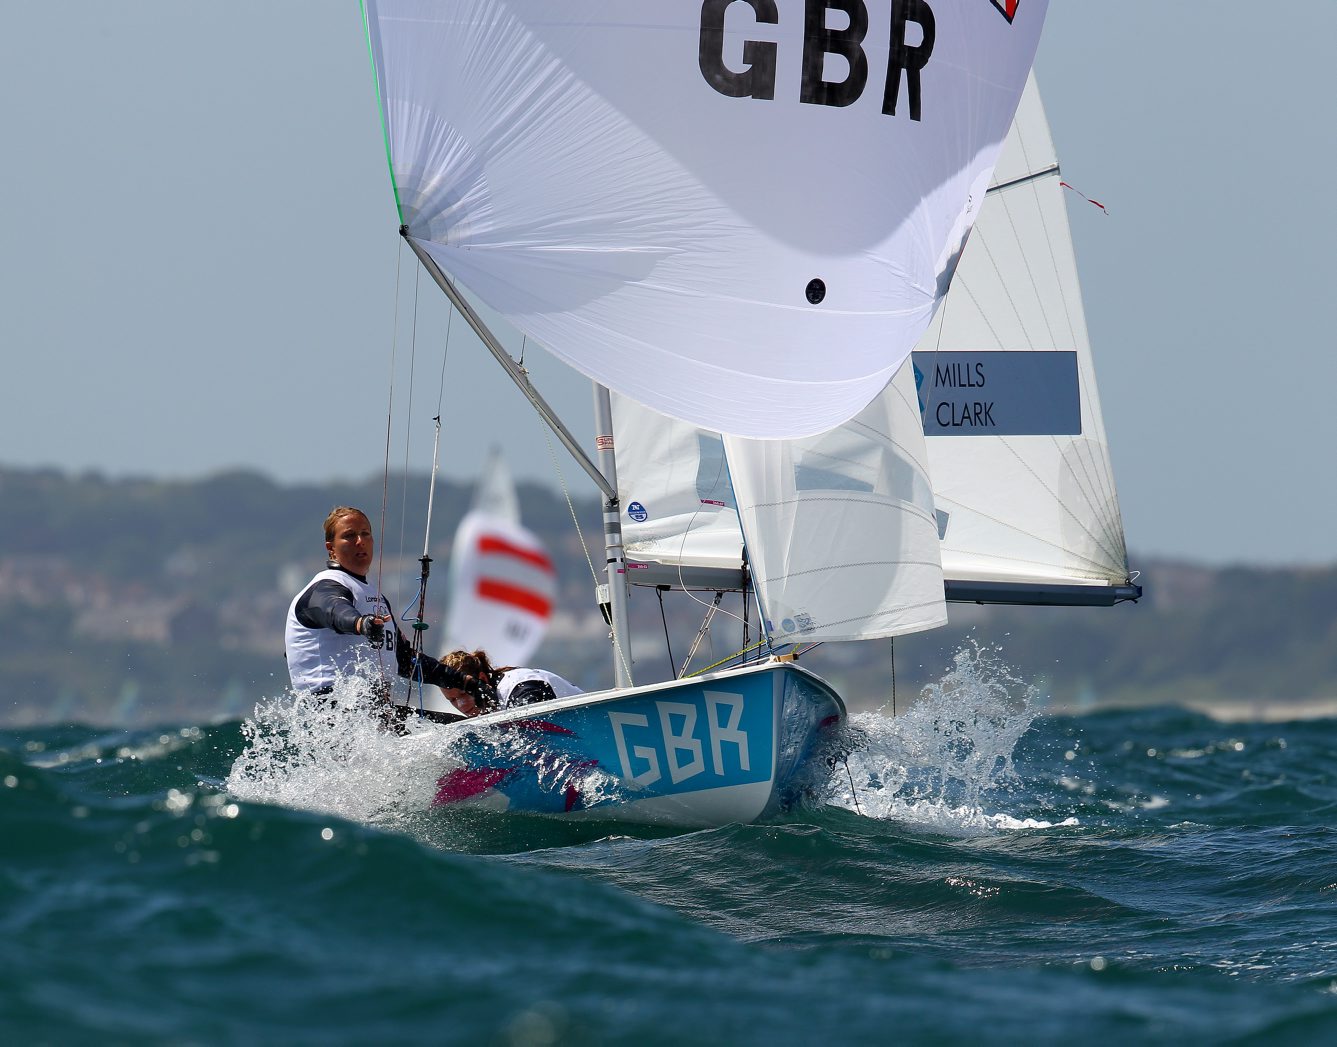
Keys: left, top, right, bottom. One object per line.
{"left": 441, "top": 649, "right": 503, "bottom": 708}
{"left": 323, "top": 506, "right": 370, "bottom": 543}
{"left": 441, "top": 648, "right": 496, "bottom": 681}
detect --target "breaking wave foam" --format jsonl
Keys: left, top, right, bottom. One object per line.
{"left": 225, "top": 675, "right": 450, "bottom": 827}
{"left": 825, "top": 645, "right": 1073, "bottom": 834}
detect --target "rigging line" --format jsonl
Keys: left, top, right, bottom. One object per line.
{"left": 671, "top": 458, "right": 747, "bottom": 630}
{"left": 844, "top": 757, "right": 862, "bottom": 816}
{"left": 686, "top": 637, "right": 770, "bottom": 678}
{"left": 404, "top": 415, "right": 444, "bottom": 711}
{"left": 679, "top": 591, "right": 725, "bottom": 678}
{"left": 419, "top": 415, "right": 444, "bottom": 561}
{"left": 674, "top": 561, "right": 746, "bottom": 628}
{"left": 655, "top": 587, "right": 676, "bottom": 679}
{"left": 890, "top": 636, "right": 897, "bottom": 717}
{"left": 668, "top": 444, "right": 752, "bottom": 641}
{"left": 541, "top": 420, "right": 636, "bottom": 683}
{"left": 540, "top": 425, "right": 599, "bottom": 588}
{"left": 396, "top": 262, "right": 423, "bottom": 615}
{"left": 536, "top": 396, "right": 633, "bottom": 686}
{"left": 741, "top": 545, "right": 750, "bottom": 664}
{"left": 402, "top": 296, "right": 457, "bottom": 678}
{"left": 376, "top": 237, "right": 405, "bottom": 678}
{"left": 1060, "top": 180, "right": 1109, "bottom": 214}
{"left": 435, "top": 306, "right": 455, "bottom": 416}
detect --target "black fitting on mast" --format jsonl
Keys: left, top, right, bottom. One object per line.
{"left": 411, "top": 554, "right": 433, "bottom": 634}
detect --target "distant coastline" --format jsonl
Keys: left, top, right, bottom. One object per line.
{"left": 2, "top": 464, "right": 1334, "bottom": 727}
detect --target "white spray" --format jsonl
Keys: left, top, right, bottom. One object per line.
{"left": 827, "top": 645, "right": 1070, "bottom": 833}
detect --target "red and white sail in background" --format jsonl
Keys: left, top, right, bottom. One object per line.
{"left": 444, "top": 451, "right": 555, "bottom": 667}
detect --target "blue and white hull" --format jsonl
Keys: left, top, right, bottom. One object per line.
{"left": 431, "top": 661, "right": 845, "bottom": 828}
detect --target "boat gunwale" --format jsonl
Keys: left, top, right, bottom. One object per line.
{"left": 444, "top": 658, "right": 845, "bottom": 732}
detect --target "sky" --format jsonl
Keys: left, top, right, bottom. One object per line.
{"left": 3, "top": 2, "right": 1334, "bottom": 568}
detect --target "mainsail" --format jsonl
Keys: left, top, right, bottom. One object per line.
{"left": 362, "top": 0, "right": 1048, "bottom": 438}
{"left": 914, "top": 74, "right": 1136, "bottom": 603}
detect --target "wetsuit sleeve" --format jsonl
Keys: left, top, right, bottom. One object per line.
{"left": 393, "top": 631, "right": 468, "bottom": 690}
{"left": 294, "top": 580, "right": 362, "bottom": 635}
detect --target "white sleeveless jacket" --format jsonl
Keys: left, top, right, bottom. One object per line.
{"left": 285, "top": 568, "right": 398, "bottom": 691}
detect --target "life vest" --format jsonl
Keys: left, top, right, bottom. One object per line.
{"left": 285, "top": 569, "right": 398, "bottom": 692}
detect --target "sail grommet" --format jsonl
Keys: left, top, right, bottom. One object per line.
{"left": 805, "top": 278, "right": 826, "bottom": 304}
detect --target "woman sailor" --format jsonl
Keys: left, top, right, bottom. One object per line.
{"left": 439, "top": 649, "right": 582, "bottom": 714}
{"left": 284, "top": 506, "right": 477, "bottom": 719}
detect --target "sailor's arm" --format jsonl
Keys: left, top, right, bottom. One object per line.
{"left": 392, "top": 632, "right": 470, "bottom": 691}
{"left": 294, "top": 580, "right": 366, "bottom": 635}
{"left": 391, "top": 636, "right": 495, "bottom": 716}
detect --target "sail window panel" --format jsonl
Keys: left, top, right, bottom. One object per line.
{"left": 611, "top": 392, "right": 744, "bottom": 572}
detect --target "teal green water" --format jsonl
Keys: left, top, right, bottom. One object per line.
{"left": 3, "top": 667, "right": 1335, "bottom": 1044}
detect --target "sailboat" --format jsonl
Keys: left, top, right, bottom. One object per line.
{"left": 361, "top": 1, "right": 1053, "bottom": 826}
{"left": 442, "top": 448, "right": 555, "bottom": 668}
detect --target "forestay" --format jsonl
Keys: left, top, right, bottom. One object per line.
{"left": 362, "top": 0, "right": 1048, "bottom": 439}
{"left": 914, "top": 74, "right": 1131, "bottom": 592}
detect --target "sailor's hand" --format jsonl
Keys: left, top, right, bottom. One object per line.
{"left": 357, "top": 614, "right": 390, "bottom": 645}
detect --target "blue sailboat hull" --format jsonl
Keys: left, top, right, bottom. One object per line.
{"left": 432, "top": 662, "right": 845, "bottom": 828}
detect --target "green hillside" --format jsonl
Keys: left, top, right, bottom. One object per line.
{"left": 2, "top": 466, "right": 1333, "bottom": 726}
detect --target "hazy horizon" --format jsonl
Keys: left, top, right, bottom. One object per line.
{"left": 4, "top": 3, "right": 1333, "bottom": 568}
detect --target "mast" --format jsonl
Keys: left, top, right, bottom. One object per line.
{"left": 593, "top": 384, "right": 635, "bottom": 688}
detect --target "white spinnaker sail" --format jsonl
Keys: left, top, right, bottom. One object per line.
{"left": 363, "top": 0, "right": 1048, "bottom": 439}
{"left": 916, "top": 74, "right": 1129, "bottom": 589}
{"left": 614, "top": 358, "right": 946, "bottom": 644}
{"left": 444, "top": 456, "right": 555, "bottom": 666}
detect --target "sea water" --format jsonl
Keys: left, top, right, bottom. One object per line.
{"left": 3, "top": 650, "right": 1335, "bottom": 1045}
